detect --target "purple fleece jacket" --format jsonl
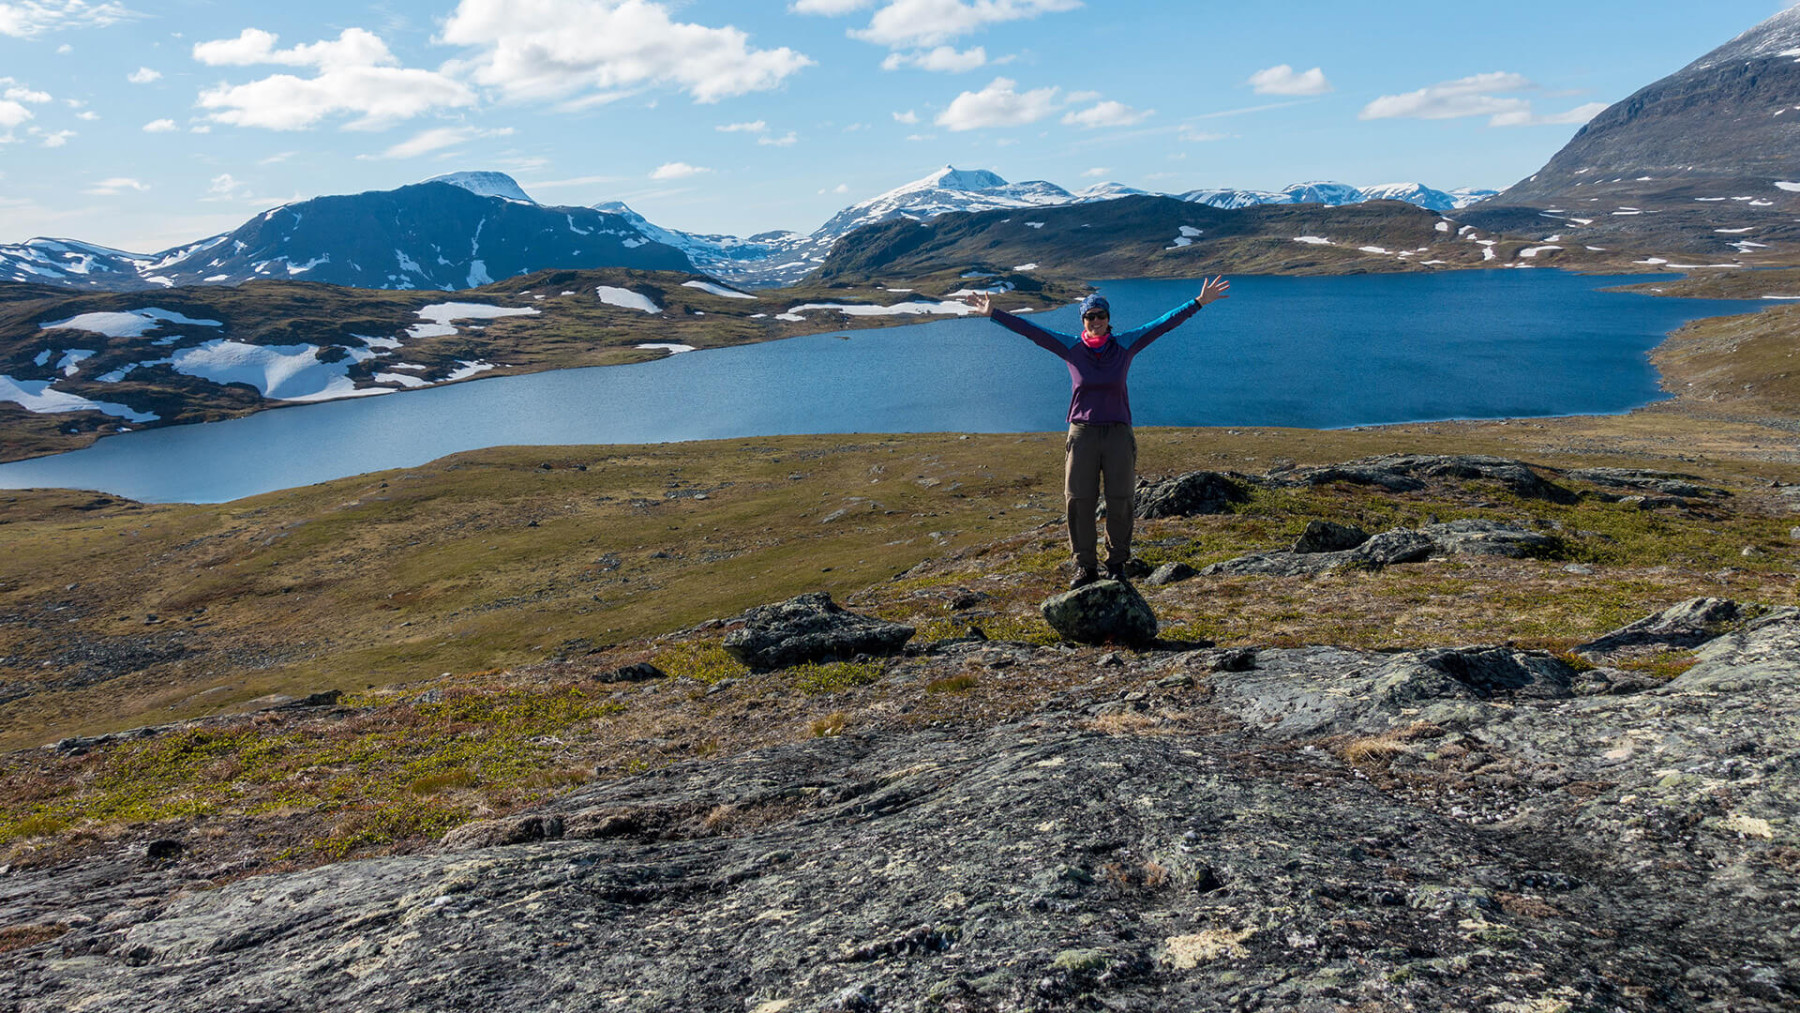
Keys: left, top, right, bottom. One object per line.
{"left": 989, "top": 299, "right": 1203, "bottom": 425}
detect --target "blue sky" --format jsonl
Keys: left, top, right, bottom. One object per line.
{"left": 1, "top": 0, "right": 1794, "bottom": 251}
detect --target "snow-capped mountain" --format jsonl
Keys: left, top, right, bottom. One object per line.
{"left": 424, "top": 171, "right": 538, "bottom": 204}
{"left": 0, "top": 166, "right": 1494, "bottom": 293}
{"left": 0, "top": 177, "right": 692, "bottom": 292}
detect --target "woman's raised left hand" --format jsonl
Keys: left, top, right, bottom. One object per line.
{"left": 1196, "top": 276, "right": 1231, "bottom": 307}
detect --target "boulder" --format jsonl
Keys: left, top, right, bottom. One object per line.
{"left": 1292, "top": 520, "right": 1370, "bottom": 554}
{"left": 603, "top": 662, "right": 666, "bottom": 683}
{"left": 1577, "top": 597, "right": 1744, "bottom": 656}
{"left": 1133, "top": 471, "right": 1247, "bottom": 519}
{"left": 1146, "top": 561, "right": 1198, "bottom": 586}
{"left": 722, "top": 592, "right": 915, "bottom": 671}
{"left": 1040, "top": 580, "right": 1158, "bottom": 646}
{"left": 1353, "top": 529, "right": 1435, "bottom": 567}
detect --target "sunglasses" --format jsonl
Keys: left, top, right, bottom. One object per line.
{"left": 1083, "top": 311, "right": 1109, "bottom": 320}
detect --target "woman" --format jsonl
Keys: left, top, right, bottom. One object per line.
{"left": 965, "top": 278, "right": 1231, "bottom": 588}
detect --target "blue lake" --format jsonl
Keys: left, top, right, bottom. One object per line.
{"left": 0, "top": 271, "right": 1763, "bottom": 504}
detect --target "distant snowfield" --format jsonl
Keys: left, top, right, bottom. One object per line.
{"left": 681, "top": 280, "right": 755, "bottom": 300}
{"left": 779, "top": 301, "right": 974, "bottom": 321}
{"left": 1775, "top": 181, "right": 1800, "bottom": 192}
{"left": 596, "top": 286, "right": 663, "bottom": 313}
{"left": 0, "top": 374, "right": 159, "bottom": 422}
{"left": 409, "top": 302, "right": 541, "bottom": 339}
{"left": 41, "top": 308, "right": 222, "bottom": 338}
{"left": 636, "top": 343, "right": 697, "bottom": 354}
{"left": 1293, "top": 236, "right": 1333, "bottom": 245}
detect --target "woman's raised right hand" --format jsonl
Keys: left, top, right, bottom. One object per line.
{"left": 963, "top": 292, "right": 993, "bottom": 316}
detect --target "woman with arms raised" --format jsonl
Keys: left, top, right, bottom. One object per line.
{"left": 965, "top": 277, "right": 1231, "bottom": 588}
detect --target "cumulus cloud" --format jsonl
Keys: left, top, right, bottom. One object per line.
{"left": 850, "top": 0, "right": 1080, "bottom": 49}
{"left": 716, "top": 119, "right": 767, "bottom": 132}
{"left": 790, "top": 0, "right": 870, "bottom": 12}
{"left": 818, "top": 182, "right": 850, "bottom": 194}
{"left": 369, "top": 124, "right": 514, "bottom": 159}
{"left": 1061, "top": 99, "right": 1150, "bottom": 128}
{"left": 35, "top": 127, "right": 73, "bottom": 146}
{"left": 126, "top": 65, "right": 160, "bottom": 83}
{"left": 936, "top": 76, "right": 1060, "bottom": 131}
{"left": 1080, "top": 167, "right": 1107, "bottom": 178}
{"left": 0, "top": 0, "right": 135, "bottom": 38}
{"left": 141, "top": 117, "right": 175, "bottom": 132}
{"left": 882, "top": 45, "right": 986, "bottom": 72}
{"left": 207, "top": 173, "right": 243, "bottom": 197}
{"left": 1359, "top": 71, "right": 1536, "bottom": 124}
{"left": 650, "top": 161, "right": 709, "bottom": 180}
{"left": 3, "top": 81, "right": 52, "bottom": 103}
{"left": 439, "top": 0, "right": 813, "bottom": 105}
{"left": 194, "top": 27, "right": 475, "bottom": 130}
{"left": 758, "top": 130, "right": 797, "bottom": 146}
{"left": 1247, "top": 64, "right": 1331, "bottom": 96}
{"left": 892, "top": 108, "right": 919, "bottom": 123}
{"left": 0, "top": 100, "right": 33, "bottom": 130}
{"left": 84, "top": 176, "right": 147, "bottom": 195}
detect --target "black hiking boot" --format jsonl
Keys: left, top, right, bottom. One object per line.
{"left": 1069, "top": 568, "right": 1099, "bottom": 590}
{"left": 1105, "top": 563, "right": 1132, "bottom": 584}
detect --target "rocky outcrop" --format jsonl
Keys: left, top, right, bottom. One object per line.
{"left": 1040, "top": 580, "right": 1158, "bottom": 646}
{"left": 1202, "top": 519, "right": 1556, "bottom": 577}
{"left": 1576, "top": 596, "right": 1746, "bottom": 656}
{"left": 1290, "top": 520, "right": 1368, "bottom": 553}
{"left": 721, "top": 592, "right": 914, "bottom": 670}
{"left": 1564, "top": 468, "right": 1729, "bottom": 499}
{"left": 10, "top": 607, "right": 1800, "bottom": 1012}
{"left": 1268, "top": 454, "right": 1576, "bottom": 503}
{"left": 1132, "top": 471, "right": 1247, "bottom": 519}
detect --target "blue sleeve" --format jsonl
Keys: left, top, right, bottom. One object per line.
{"left": 990, "top": 308, "right": 1077, "bottom": 359}
{"left": 1117, "top": 299, "right": 1201, "bottom": 356}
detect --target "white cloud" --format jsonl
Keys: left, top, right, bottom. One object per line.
{"left": 126, "top": 66, "right": 161, "bottom": 84}
{"left": 194, "top": 28, "right": 475, "bottom": 130}
{"left": 439, "top": 0, "right": 813, "bottom": 105}
{"left": 36, "top": 127, "right": 73, "bottom": 146}
{"left": 1061, "top": 99, "right": 1150, "bottom": 128}
{"left": 141, "top": 117, "right": 176, "bottom": 132}
{"left": 84, "top": 176, "right": 148, "bottom": 195}
{"left": 0, "top": 100, "right": 31, "bottom": 129}
{"left": 1080, "top": 167, "right": 1107, "bottom": 178}
{"left": 716, "top": 119, "right": 766, "bottom": 132}
{"left": 207, "top": 173, "right": 242, "bottom": 196}
{"left": 4, "top": 82, "right": 52, "bottom": 103}
{"left": 1359, "top": 71, "right": 1534, "bottom": 123}
{"left": 1247, "top": 64, "right": 1330, "bottom": 96}
{"left": 1489, "top": 101, "right": 1609, "bottom": 127}
{"left": 0, "top": 0, "right": 135, "bottom": 39}
{"left": 850, "top": 0, "right": 1081, "bottom": 49}
{"left": 819, "top": 182, "right": 850, "bottom": 194}
{"left": 758, "top": 130, "right": 797, "bottom": 146}
{"left": 1178, "top": 126, "right": 1227, "bottom": 142}
{"left": 936, "top": 76, "right": 1060, "bottom": 131}
{"left": 790, "top": 0, "right": 870, "bottom": 13}
{"left": 650, "top": 161, "right": 709, "bottom": 180}
{"left": 75, "top": 109, "right": 96, "bottom": 120}
{"left": 368, "top": 124, "right": 514, "bottom": 159}
{"left": 258, "top": 150, "right": 295, "bottom": 164}
{"left": 882, "top": 45, "right": 986, "bottom": 72}
{"left": 892, "top": 108, "right": 919, "bottom": 124}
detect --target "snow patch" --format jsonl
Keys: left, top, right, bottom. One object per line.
{"left": 1024, "top": 222, "right": 1045, "bottom": 229}
{"left": 373, "top": 372, "right": 431, "bottom": 388}
{"left": 56, "top": 350, "right": 95, "bottom": 376}
{"left": 41, "top": 308, "right": 223, "bottom": 338}
{"left": 1517, "top": 246, "right": 1562, "bottom": 259}
{"left": 409, "top": 302, "right": 540, "bottom": 340}
{"left": 1012, "top": 263, "right": 1038, "bottom": 271}
{"left": 467, "top": 260, "right": 493, "bottom": 287}
{"left": 1292, "top": 236, "right": 1332, "bottom": 245}
{"left": 445, "top": 361, "right": 495, "bottom": 382}
{"left": 595, "top": 287, "right": 663, "bottom": 314}
{"left": 681, "top": 280, "right": 755, "bottom": 300}
{"left": 1776, "top": 182, "right": 1800, "bottom": 192}
{"left": 636, "top": 343, "right": 696, "bottom": 354}
{"left": 0, "top": 375, "right": 159, "bottom": 422}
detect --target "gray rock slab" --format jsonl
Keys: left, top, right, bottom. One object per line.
{"left": 1291, "top": 519, "right": 1370, "bottom": 553}
{"left": 1564, "top": 467, "right": 1729, "bottom": 498}
{"left": 722, "top": 592, "right": 914, "bottom": 670}
{"left": 1268, "top": 454, "right": 1575, "bottom": 502}
{"left": 1576, "top": 597, "right": 1745, "bottom": 656}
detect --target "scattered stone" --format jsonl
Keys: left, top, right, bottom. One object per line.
{"left": 603, "top": 662, "right": 666, "bottom": 683}
{"left": 1577, "top": 597, "right": 1744, "bottom": 656}
{"left": 1146, "top": 561, "right": 1197, "bottom": 586}
{"left": 1132, "top": 471, "right": 1247, "bottom": 519}
{"left": 1619, "top": 494, "right": 1686, "bottom": 511}
{"left": 1790, "top": 526, "right": 1800, "bottom": 542}
{"left": 1040, "top": 580, "right": 1157, "bottom": 647}
{"left": 275, "top": 690, "right": 343, "bottom": 710}
{"left": 1354, "top": 529, "right": 1436, "bottom": 567}
{"left": 1564, "top": 563, "right": 1595, "bottom": 575}
{"left": 722, "top": 592, "right": 915, "bottom": 670}
{"left": 1291, "top": 520, "right": 1369, "bottom": 553}
{"left": 1742, "top": 545, "right": 1766, "bottom": 558}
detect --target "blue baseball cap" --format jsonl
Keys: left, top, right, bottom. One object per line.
{"left": 1079, "top": 294, "right": 1110, "bottom": 316}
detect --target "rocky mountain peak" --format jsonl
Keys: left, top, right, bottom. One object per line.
{"left": 920, "top": 164, "right": 1010, "bottom": 192}
{"left": 1682, "top": 4, "right": 1800, "bottom": 73}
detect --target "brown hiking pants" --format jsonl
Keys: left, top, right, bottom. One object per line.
{"left": 1065, "top": 422, "right": 1136, "bottom": 572}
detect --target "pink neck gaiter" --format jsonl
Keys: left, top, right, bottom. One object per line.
{"left": 1081, "top": 329, "right": 1109, "bottom": 350}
